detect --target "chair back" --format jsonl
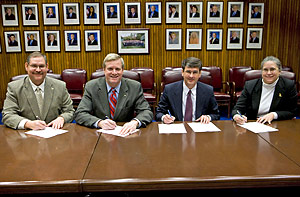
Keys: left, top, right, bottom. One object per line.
{"left": 202, "top": 66, "right": 223, "bottom": 91}
{"left": 61, "top": 69, "right": 87, "bottom": 92}
{"left": 131, "top": 67, "right": 154, "bottom": 90}
{"left": 229, "top": 66, "right": 252, "bottom": 90}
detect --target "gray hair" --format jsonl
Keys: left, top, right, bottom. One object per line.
{"left": 261, "top": 56, "right": 282, "bottom": 71}
{"left": 181, "top": 57, "right": 202, "bottom": 71}
{"left": 26, "top": 51, "right": 47, "bottom": 65}
{"left": 102, "top": 53, "right": 124, "bottom": 69}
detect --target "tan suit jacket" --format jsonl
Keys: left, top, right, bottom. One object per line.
{"left": 2, "top": 76, "right": 74, "bottom": 129}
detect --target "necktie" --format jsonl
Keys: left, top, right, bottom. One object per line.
{"left": 36, "top": 87, "right": 44, "bottom": 114}
{"left": 109, "top": 88, "right": 117, "bottom": 119}
{"left": 184, "top": 90, "right": 193, "bottom": 121}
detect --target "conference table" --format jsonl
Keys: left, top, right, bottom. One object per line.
{"left": 1, "top": 120, "right": 300, "bottom": 195}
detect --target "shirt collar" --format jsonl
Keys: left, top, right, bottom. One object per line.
{"left": 106, "top": 81, "right": 121, "bottom": 94}
{"left": 183, "top": 81, "right": 197, "bottom": 96}
{"left": 262, "top": 77, "right": 279, "bottom": 88}
{"left": 29, "top": 77, "right": 45, "bottom": 92}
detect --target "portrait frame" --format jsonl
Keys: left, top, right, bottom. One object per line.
{"left": 42, "top": 3, "right": 59, "bottom": 26}
{"left": 117, "top": 28, "right": 149, "bottom": 55}
{"left": 187, "top": 2, "right": 203, "bottom": 24}
{"left": 227, "top": 2, "right": 244, "bottom": 23}
{"left": 246, "top": 28, "right": 263, "bottom": 49}
{"left": 166, "top": 28, "right": 182, "bottom": 51}
{"left": 84, "top": 3, "right": 100, "bottom": 25}
{"left": 22, "top": 4, "right": 39, "bottom": 26}
{"left": 63, "top": 3, "right": 80, "bottom": 25}
{"left": 44, "top": 30, "right": 61, "bottom": 52}
{"left": 104, "top": 3, "right": 120, "bottom": 25}
{"left": 207, "top": 2, "right": 223, "bottom": 24}
{"left": 207, "top": 29, "right": 223, "bottom": 51}
{"left": 2, "top": 4, "right": 19, "bottom": 26}
{"left": 248, "top": 3, "right": 264, "bottom": 24}
{"left": 227, "top": 28, "right": 243, "bottom": 50}
{"left": 166, "top": 2, "right": 182, "bottom": 24}
{"left": 4, "top": 31, "right": 21, "bottom": 53}
{"left": 85, "top": 30, "right": 101, "bottom": 52}
{"left": 186, "top": 28, "right": 202, "bottom": 50}
{"left": 24, "top": 31, "right": 41, "bottom": 52}
{"left": 145, "top": 2, "right": 162, "bottom": 24}
{"left": 125, "top": 2, "right": 141, "bottom": 24}
{"left": 64, "top": 30, "right": 81, "bottom": 52}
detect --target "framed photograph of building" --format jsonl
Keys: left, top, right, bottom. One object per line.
{"left": 63, "top": 3, "right": 80, "bottom": 25}
{"left": 85, "top": 30, "right": 101, "bottom": 52}
{"left": 4, "top": 31, "right": 21, "bottom": 53}
{"left": 227, "top": 28, "right": 243, "bottom": 50}
{"left": 246, "top": 28, "right": 263, "bottom": 49}
{"left": 43, "top": 3, "right": 59, "bottom": 25}
{"left": 186, "top": 28, "right": 202, "bottom": 50}
{"left": 207, "top": 2, "right": 223, "bottom": 23}
{"left": 125, "top": 2, "right": 141, "bottom": 24}
{"left": 207, "top": 29, "right": 223, "bottom": 50}
{"left": 187, "top": 2, "right": 203, "bottom": 24}
{"left": 248, "top": 3, "right": 264, "bottom": 24}
{"left": 24, "top": 31, "right": 41, "bottom": 52}
{"left": 166, "top": 28, "right": 182, "bottom": 50}
{"left": 104, "top": 3, "right": 120, "bottom": 25}
{"left": 22, "top": 4, "right": 39, "bottom": 26}
{"left": 44, "top": 30, "right": 60, "bottom": 52}
{"left": 2, "top": 4, "right": 19, "bottom": 26}
{"left": 227, "top": 2, "right": 244, "bottom": 23}
{"left": 117, "top": 29, "right": 149, "bottom": 54}
{"left": 146, "top": 2, "right": 161, "bottom": 24}
{"left": 64, "top": 30, "right": 81, "bottom": 52}
{"left": 166, "top": 2, "right": 182, "bottom": 24}
{"left": 84, "top": 3, "right": 100, "bottom": 25}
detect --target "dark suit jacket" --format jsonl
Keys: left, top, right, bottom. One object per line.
{"left": 230, "top": 10, "right": 240, "bottom": 17}
{"left": 108, "top": 11, "right": 117, "bottom": 18}
{"left": 149, "top": 11, "right": 158, "bottom": 18}
{"left": 252, "top": 12, "right": 261, "bottom": 18}
{"left": 88, "top": 40, "right": 98, "bottom": 45}
{"left": 46, "top": 13, "right": 56, "bottom": 18}
{"left": 5, "top": 14, "right": 15, "bottom": 20}
{"left": 210, "top": 11, "right": 220, "bottom": 17}
{"left": 69, "top": 39, "right": 77, "bottom": 46}
{"left": 250, "top": 37, "right": 259, "bottom": 43}
{"left": 9, "top": 41, "right": 18, "bottom": 46}
{"left": 48, "top": 40, "right": 58, "bottom": 46}
{"left": 26, "top": 14, "right": 36, "bottom": 20}
{"left": 232, "top": 77, "right": 297, "bottom": 120}
{"left": 67, "top": 13, "right": 77, "bottom": 19}
{"left": 128, "top": 12, "right": 138, "bottom": 18}
{"left": 190, "top": 12, "right": 200, "bottom": 17}
{"left": 169, "top": 11, "right": 179, "bottom": 18}
{"left": 210, "top": 38, "right": 219, "bottom": 44}
{"left": 230, "top": 37, "right": 240, "bottom": 43}
{"left": 156, "top": 81, "right": 220, "bottom": 121}
{"left": 75, "top": 77, "right": 153, "bottom": 128}
{"left": 2, "top": 76, "right": 74, "bottom": 129}
{"left": 28, "top": 39, "right": 37, "bottom": 46}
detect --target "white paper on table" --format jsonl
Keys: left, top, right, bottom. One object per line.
{"left": 25, "top": 127, "right": 68, "bottom": 138}
{"left": 187, "top": 122, "right": 221, "bottom": 132}
{"left": 158, "top": 123, "right": 187, "bottom": 134}
{"left": 97, "top": 126, "right": 139, "bottom": 137}
{"left": 237, "top": 122, "right": 278, "bottom": 133}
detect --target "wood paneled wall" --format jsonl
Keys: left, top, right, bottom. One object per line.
{"left": 0, "top": 0, "right": 299, "bottom": 108}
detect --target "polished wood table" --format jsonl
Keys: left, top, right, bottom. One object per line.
{"left": 0, "top": 124, "right": 99, "bottom": 194}
{"left": 82, "top": 121, "right": 300, "bottom": 192}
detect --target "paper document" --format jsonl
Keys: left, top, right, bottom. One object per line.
{"left": 237, "top": 122, "right": 278, "bottom": 133}
{"left": 158, "top": 123, "right": 187, "bottom": 134}
{"left": 25, "top": 127, "right": 68, "bottom": 138}
{"left": 188, "top": 122, "right": 221, "bottom": 132}
{"left": 97, "top": 126, "right": 139, "bottom": 137}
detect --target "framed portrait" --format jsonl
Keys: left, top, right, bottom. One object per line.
{"left": 2, "top": 4, "right": 19, "bottom": 26}
{"left": 227, "top": 2, "right": 244, "bottom": 23}
{"left": 246, "top": 28, "right": 263, "bottom": 49}
{"left": 146, "top": 2, "right": 161, "bottom": 24}
{"left": 248, "top": 3, "right": 264, "bottom": 24}
{"left": 166, "top": 2, "right": 182, "bottom": 24}
{"left": 227, "top": 28, "right": 243, "bottom": 50}
{"left": 4, "top": 31, "right": 21, "bottom": 53}
{"left": 166, "top": 29, "right": 182, "bottom": 50}
{"left": 125, "top": 2, "right": 141, "bottom": 24}
{"left": 22, "top": 4, "right": 39, "bottom": 26}
{"left": 84, "top": 3, "right": 100, "bottom": 25}
{"left": 207, "top": 29, "right": 223, "bottom": 50}
{"left": 117, "top": 29, "right": 149, "bottom": 54}
{"left": 43, "top": 3, "right": 59, "bottom": 25}
{"left": 44, "top": 30, "right": 60, "bottom": 52}
{"left": 187, "top": 2, "right": 203, "bottom": 24}
{"left": 63, "top": 3, "right": 80, "bottom": 25}
{"left": 104, "top": 3, "right": 120, "bottom": 25}
{"left": 64, "top": 30, "right": 81, "bottom": 52}
{"left": 207, "top": 2, "right": 223, "bottom": 23}
{"left": 24, "top": 31, "right": 41, "bottom": 52}
{"left": 85, "top": 30, "right": 101, "bottom": 52}
{"left": 186, "top": 29, "right": 202, "bottom": 50}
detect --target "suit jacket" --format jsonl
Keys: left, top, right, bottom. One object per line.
{"left": 210, "top": 11, "right": 220, "bottom": 17}
{"left": 169, "top": 11, "right": 179, "bottom": 18}
{"left": 128, "top": 12, "right": 138, "bottom": 18}
{"left": 210, "top": 38, "right": 219, "bottom": 44}
{"left": 26, "top": 14, "right": 36, "bottom": 20}
{"left": 88, "top": 40, "right": 98, "bottom": 45}
{"left": 46, "top": 13, "right": 56, "bottom": 18}
{"left": 250, "top": 37, "right": 259, "bottom": 43}
{"left": 252, "top": 12, "right": 261, "bottom": 18}
{"left": 28, "top": 39, "right": 38, "bottom": 46}
{"left": 230, "top": 37, "right": 240, "bottom": 43}
{"left": 190, "top": 12, "right": 200, "bottom": 17}
{"left": 149, "top": 11, "right": 158, "bottom": 18}
{"left": 75, "top": 77, "right": 153, "bottom": 128}
{"left": 48, "top": 40, "right": 58, "bottom": 46}
{"left": 69, "top": 39, "right": 77, "bottom": 46}
{"left": 2, "top": 76, "right": 74, "bottom": 129}
{"left": 9, "top": 41, "right": 18, "bottom": 46}
{"left": 108, "top": 11, "right": 117, "bottom": 18}
{"left": 156, "top": 81, "right": 220, "bottom": 121}
{"left": 232, "top": 77, "right": 297, "bottom": 120}
{"left": 67, "top": 13, "right": 77, "bottom": 19}
{"left": 230, "top": 10, "right": 240, "bottom": 17}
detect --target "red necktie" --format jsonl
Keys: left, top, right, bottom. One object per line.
{"left": 184, "top": 90, "right": 192, "bottom": 121}
{"left": 109, "top": 88, "right": 117, "bottom": 119}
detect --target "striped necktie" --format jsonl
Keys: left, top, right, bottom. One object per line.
{"left": 109, "top": 88, "right": 117, "bottom": 119}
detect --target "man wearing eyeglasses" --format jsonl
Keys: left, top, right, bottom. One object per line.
{"left": 2, "top": 52, "right": 74, "bottom": 130}
{"left": 232, "top": 56, "right": 297, "bottom": 124}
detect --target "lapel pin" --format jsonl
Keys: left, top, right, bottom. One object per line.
{"left": 279, "top": 93, "right": 282, "bottom": 97}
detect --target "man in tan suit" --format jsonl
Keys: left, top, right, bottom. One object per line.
{"left": 2, "top": 52, "right": 74, "bottom": 130}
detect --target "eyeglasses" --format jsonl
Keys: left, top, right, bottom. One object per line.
{"left": 29, "top": 64, "right": 47, "bottom": 70}
{"left": 262, "top": 67, "right": 278, "bottom": 73}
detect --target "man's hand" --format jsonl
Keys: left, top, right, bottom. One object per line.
{"left": 257, "top": 113, "right": 274, "bottom": 124}
{"left": 162, "top": 114, "right": 175, "bottom": 124}
{"left": 120, "top": 120, "right": 139, "bottom": 135}
{"left": 24, "top": 120, "right": 47, "bottom": 130}
{"left": 233, "top": 114, "right": 248, "bottom": 125}
{"left": 196, "top": 115, "right": 211, "bottom": 124}
{"left": 98, "top": 119, "right": 117, "bottom": 130}
{"left": 47, "top": 116, "right": 65, "bottom": 129}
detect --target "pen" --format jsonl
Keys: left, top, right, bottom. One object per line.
{"left": 237, "top": 110, "right": 244, "bottom": 118}
{"left": 36, "top": 116, "right": 40, "bottom": 120}
{"left": 167, "top": 110, "right": 172, "bottom": 117}
{"left": 105, "top": 115, "right": 110, "bottom": 119}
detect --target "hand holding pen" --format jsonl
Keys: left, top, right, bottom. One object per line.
{"left": 233, "top": 110, "right": 247, "bottom": 125}
{"left": 163, "top": 110, "right": 175, "bottom": 124}
{"left": 98, "top": 115, "right": 117, "bottom": 130}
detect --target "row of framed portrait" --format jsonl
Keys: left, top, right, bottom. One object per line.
{"left": 2, "top": 2, "right": 264, "bottom": 26}
{"left": 2, "top": 27, "right": 263, "bottom": 54}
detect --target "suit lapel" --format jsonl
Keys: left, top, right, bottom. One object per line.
{"left": 172, "top": 81, "right": 183, "bottom": 121}
{"left": 41, "top": 77, "right": 54, "bottom": 120}
{"left": 252, "top": 79, "right": 262, "bottom": 114}
{"left": 98, "top": 78, "right": 110, "bottom": 117}
{"left": 114, "top": 78, "right": 128, "bottom": 120}
{"left": 270, "top": 77, "right": 284, "bottom": 112}
{"left": 23, "top": 77, "right": 41, "bottom": 119}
